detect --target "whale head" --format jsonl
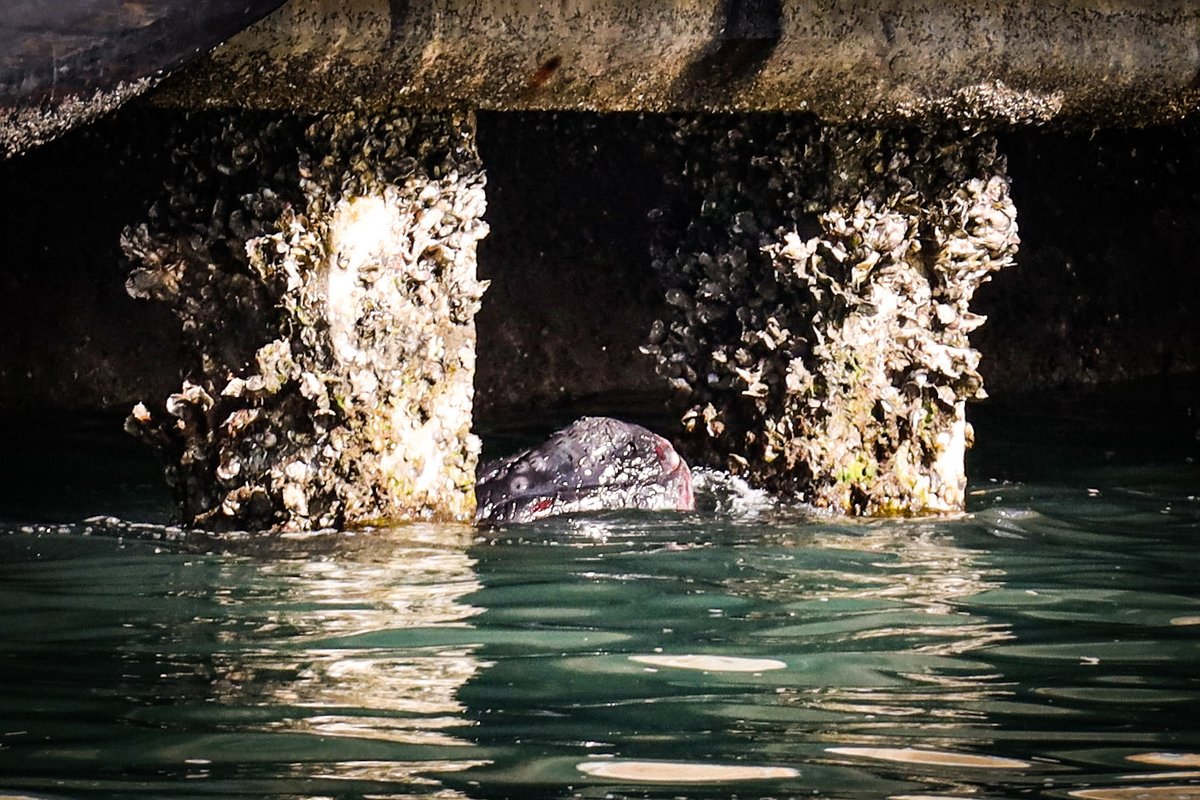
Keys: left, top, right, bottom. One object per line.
{"left": 475, "top": 416, "right": 694, "bottom": 525}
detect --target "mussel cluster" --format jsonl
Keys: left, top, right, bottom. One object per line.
{"left": 123, "top": 109, "right": 488, "bottom": 530}
{"left": 645, "top": 117, "right": 1018, "bottom": 514}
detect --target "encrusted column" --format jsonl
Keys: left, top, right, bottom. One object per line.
{"left": 646, "top": 118, "right": 1018, "bottom": 514}
{"left": 122, "top": 109, "right": 488, "bottom": 530}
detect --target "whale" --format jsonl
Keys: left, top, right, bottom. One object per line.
{"left": 475, "top": 416, "right": 694, "bottom": 524}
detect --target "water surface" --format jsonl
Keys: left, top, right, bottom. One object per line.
{"left": 1, "top": 392, "right": 1198, "bottom": 799}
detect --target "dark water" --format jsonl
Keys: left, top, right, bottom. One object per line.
{"left": 1, "top": 390, "right": 1198, "bottom": 800}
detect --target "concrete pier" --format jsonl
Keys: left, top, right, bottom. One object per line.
{"left": 123, "top": 110, "right": 487, "bottom": 529}
{"left": 646, "top": 118, "right": 1017, "bottom": 513}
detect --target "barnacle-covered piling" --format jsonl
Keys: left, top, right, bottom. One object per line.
{"left": 122, "top": 109, "right": 488, "bottom": 530}
{"left": 646, "top": 118, "right": 1018, "bottom": 514}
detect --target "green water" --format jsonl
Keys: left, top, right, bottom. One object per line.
{"left": 0, "top": 392, "right": 1198, "bottom": 799}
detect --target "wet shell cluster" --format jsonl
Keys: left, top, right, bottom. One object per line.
{"left": 122, "top": 109, "right": 488, "bottom": 530}
{"left": 645, "top": 117, "right": 1018, "bottom": 514}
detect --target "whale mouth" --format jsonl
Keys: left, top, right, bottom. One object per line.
{"left": 653, "top": 434, "right": 694, "bottom": 510}
{"left": 475, "top": 417, "right": 695, "bottom": 525}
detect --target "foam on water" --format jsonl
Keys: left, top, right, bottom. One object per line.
{"left": 690, "top": 466, "right": 785, "bottom": 519}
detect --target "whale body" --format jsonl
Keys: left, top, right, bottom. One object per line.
{"left": 475, "top": 416, "right": 694, "bottom": 524}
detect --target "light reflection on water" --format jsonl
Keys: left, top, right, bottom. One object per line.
{"left": 238, "top": 527, "right": 488, "bottom": 764}
{"left": 0, "top": 409, "right": 1198, "bottom": 799}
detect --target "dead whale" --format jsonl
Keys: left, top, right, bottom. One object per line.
{"left": 475, "top": 417, "right": 694, "bottom": 524}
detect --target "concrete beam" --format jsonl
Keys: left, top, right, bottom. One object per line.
{"left": 158, "top": 0, "right": 1200, "bottom": 126}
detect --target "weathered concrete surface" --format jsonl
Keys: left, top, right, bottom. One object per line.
{"left": 121, "top": 109, "right": 488, "bottom": 530}
{"left": 158, "top": 0, "right": 1200, "bottom": 125}
{"left": 0, "top": 0, "right": 284, "bottom": 157}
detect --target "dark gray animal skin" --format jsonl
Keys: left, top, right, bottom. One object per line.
{"left": 475, "top": 417, "right": 694, "bottom": 524}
